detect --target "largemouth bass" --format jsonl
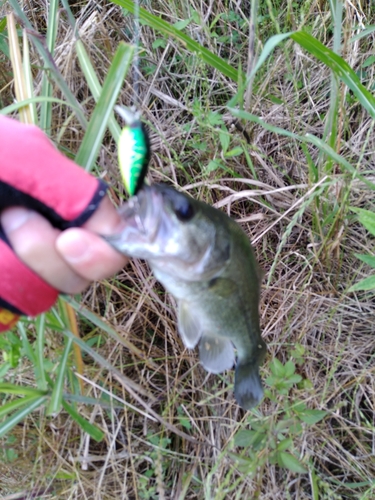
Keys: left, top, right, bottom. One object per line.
{"left": 106, "top": 183, "right": 266, "bottom": 409}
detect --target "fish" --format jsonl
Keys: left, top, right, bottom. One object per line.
{"left": 105, "top": 183, "right": 266, "bottom": 409}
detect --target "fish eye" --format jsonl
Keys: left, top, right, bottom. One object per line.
{"left": 174, "top": 199, "right": 195, "bottom": 221}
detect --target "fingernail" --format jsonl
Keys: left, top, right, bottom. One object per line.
{"left": 57, "top": 229, "right": 91, "bottom": 263}
{"left": 1, "top": 207, "right": 32, "bottom": 234}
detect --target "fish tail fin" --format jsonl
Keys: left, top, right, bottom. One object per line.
{"left": 234, "top": 361, "right": 263, "bottom": 410}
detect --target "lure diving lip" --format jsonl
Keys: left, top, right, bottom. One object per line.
{"left": 116, "top": 105, "right": 151, "bottom": 196}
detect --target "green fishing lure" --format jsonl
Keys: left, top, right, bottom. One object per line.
{"left": 116, "top": 106, "right": 151, "bottom": 196}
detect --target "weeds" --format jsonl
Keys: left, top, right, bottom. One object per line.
{"left": 0, "top": 0, "right": 375, "bottom": 498}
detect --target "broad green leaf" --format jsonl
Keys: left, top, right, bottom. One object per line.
{"left": 277, "top": 437, "right": 293, "bottom": 452}
{"left": 287, "top": 374, "right": 303, "bottom": 384}
{"left": 278, "top": 451, "right": 308, "bottom": 473}
{"left": 298, "top": 410, "right": 328, "bottom": 425}
{"left": 349, "top": 276, "right": 375, "bottom": 292}
{"left": 284, "top": 360, "right": 296, "bottom": 378}
{"left": 291, "top": 31, "right": 375, "bottom": 120}
{"left": 362, "top": 56, "right": 375, "bottom": 68}
{"left": 113, "top": 0, "right": 239, "bottom": 82}
{"left": 233, "top": 429, "right": 256, "bottom": 447}
{"left": 173, "top": 18, "right": 192, "bottom": 31}
{"left": 350, "top": 208, "right": 375, "bottom": 236}
{"left": 0, "top": 362, "right": 11, "bottom": 379}
{"left": 0, "top": 396, "right": 47, "bottom": 438}
{"left": 206, "top": 160, "right": 222, "bottom": 172}
{"left": 270, "top": 358, "right": 285, "bottom": 378}
{"left": 75, "top": 42, "right": 133, "bottom": 171}
{"left": 225, "top": 146, "right": 243, "bottom": 157}
{"left": 219, "top": 130, "right": 230, "bottom": 154}
{"left": 354, "top": 254, "right": 375, "bottom": 268}
{"left": 207, "top": 111, "right": 224, "bottom": 126}
{"left": 152, "top": 39, "right": 167, "bottom": 49}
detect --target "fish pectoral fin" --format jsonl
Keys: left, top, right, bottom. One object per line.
{"left": 198, "top": 335, "right": 235, "bottom": 374}
{"left": 177, "top": 301, "right": 202, "bottom": 349}
{"left": 207, "top": 277, "right": 237, "bottom": 298}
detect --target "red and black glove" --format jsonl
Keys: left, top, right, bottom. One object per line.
{"left": 0, "top": 116, "right": 107, "bottom": 331}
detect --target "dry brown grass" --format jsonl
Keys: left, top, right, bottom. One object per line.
{"left": 1, "top": 0, "right": 375, "bottom": 499}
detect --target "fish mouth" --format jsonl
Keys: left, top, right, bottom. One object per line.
{"left": 103, "top": 185, "right": 162, "bottom": 253}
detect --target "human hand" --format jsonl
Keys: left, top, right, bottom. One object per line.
{"left": 0, "top": 116, "right": 128, "bottom": 331}
{"left": 1, "top": 196, "right": 128, "bottom": 294}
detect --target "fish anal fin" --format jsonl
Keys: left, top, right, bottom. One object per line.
{"left": 198, "top": 335, "right": 235, "bottom": 374}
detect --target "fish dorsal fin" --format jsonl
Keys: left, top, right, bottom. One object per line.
{"left": 177, "top": 300, "right": 203, "bottom": 349}
{"left": 198, "top": 334, "right": 235, "bottom": 374}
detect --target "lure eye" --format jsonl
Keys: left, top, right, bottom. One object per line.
{"left": 174, "top": 199, "right": 195, "bottom": 221}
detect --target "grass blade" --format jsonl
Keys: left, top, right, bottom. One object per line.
{"left": 0, "top": 396, "right": 47, "bottom": 438}
{"left": 22, "top": 31, "right": 37, "bottom": 123}
{"left": 63, "top": 295, "right": 157, "bottom": 368}
{"left": 0, "top": 96, "right": 80, "bottom": 115}
{"left": 113, "top": 0, "right": 239, "bottom": 82}
{"left": 62, "top": 399, "right": 104, "bottom": 442}
{"left": 0, "top": 394, "right": 44, "bottom": 418}
{"left": 47, "top": 337, "right": 73, "bottom": 415}
{"left": 7, "top": 13, "right": 32, "bottom": 124}
{"left": 0, "top": 383, "right": 46, "bottom": 397}
{"left": 60, "top": 0, "right": 122, "bottom": 140}
{"left": 39, "top": 0, "right": 59, "bottom": 131}
{"left": 228, "top": 108, "right": 375, "bottom": 191}
{"left": 62, "top": 328, "right": 154, "bottom": 400}
{"left": 350, "top": 25, "right": 375, "bottom": 43}
{"left": 36, "top": 315, "right": 47, "bottom": 391}
{"left": 75, "top": 41, "right": 133, "bottom": 170}
{"left": 291, "top": 31, "right": 375, "bottom": 120}
{"left": 8, "top": 0, "right": 87, "bottom": 128}
{"left": 76, "top": 40, "right": 122, "bottom": 141}
{"left": 231, "top": 32, "right": 292, "bottom": 109}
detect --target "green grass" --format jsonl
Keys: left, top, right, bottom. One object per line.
{"left": 1, "top": 0, "right": 375, "bottom": 498}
